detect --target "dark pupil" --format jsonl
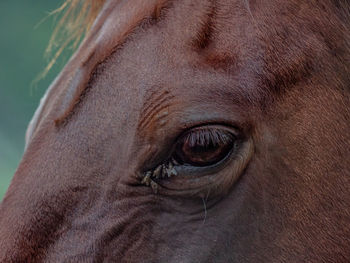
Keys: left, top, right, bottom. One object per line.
{"left": 174, "top": 129, "right": 234, "bottom": 167}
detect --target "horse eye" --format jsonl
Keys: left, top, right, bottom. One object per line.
{"left": 173, "top": 127, "right": 236, "bottom": 167}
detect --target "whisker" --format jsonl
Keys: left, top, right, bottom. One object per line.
{"left": 202, "top": 197, "right": 207, "bottom": 225}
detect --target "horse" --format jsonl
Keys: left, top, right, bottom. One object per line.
{"left": 1, "top": 0, "right": 349, "bottom": 262}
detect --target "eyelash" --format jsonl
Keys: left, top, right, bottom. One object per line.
{"left": 179, "top": 127, "right": 234, "bottom": 149}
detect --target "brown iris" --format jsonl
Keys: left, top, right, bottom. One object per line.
{"left": 173, "top": 127, "right": 236, "bottom": 167}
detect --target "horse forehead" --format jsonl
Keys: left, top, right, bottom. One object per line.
{"left": 27, "top": 6, "right": 244, "bottom": 148}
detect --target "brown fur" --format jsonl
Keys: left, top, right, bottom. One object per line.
{"left": 1, "top": 0, "right": 350, "bottom": 262}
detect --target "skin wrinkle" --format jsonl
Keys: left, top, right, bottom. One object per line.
{"left": 138, "top": 89, "right": 176, "bottom": 131}
{"left": 1, "top": 0, "right": 350, "bottom": 262}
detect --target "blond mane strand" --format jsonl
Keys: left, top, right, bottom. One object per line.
{"left": 40, "top": 0, "right": 105, "bottom": 80}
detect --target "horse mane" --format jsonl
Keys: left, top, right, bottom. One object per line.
{"left": 42, "top": 0, "right": 105, "bottom": 78}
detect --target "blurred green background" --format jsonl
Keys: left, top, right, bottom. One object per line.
{"left": 0, "top": 1, "right": 71, "bottom": 199}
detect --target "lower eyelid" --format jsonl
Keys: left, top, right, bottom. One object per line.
{"left": 158, "top": 138, "right": 253, "bottom": 197}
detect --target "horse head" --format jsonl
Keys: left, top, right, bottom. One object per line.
{"left": 1, "top": 0, "right": 349, "bottom": 262}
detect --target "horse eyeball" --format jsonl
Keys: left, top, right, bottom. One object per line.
{"left": 173, "top": 127, "right": 236, "bottom": 167}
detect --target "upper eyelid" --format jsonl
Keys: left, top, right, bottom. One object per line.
{"left": 176, "top": 124, "right": 240, "bottom": 141}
